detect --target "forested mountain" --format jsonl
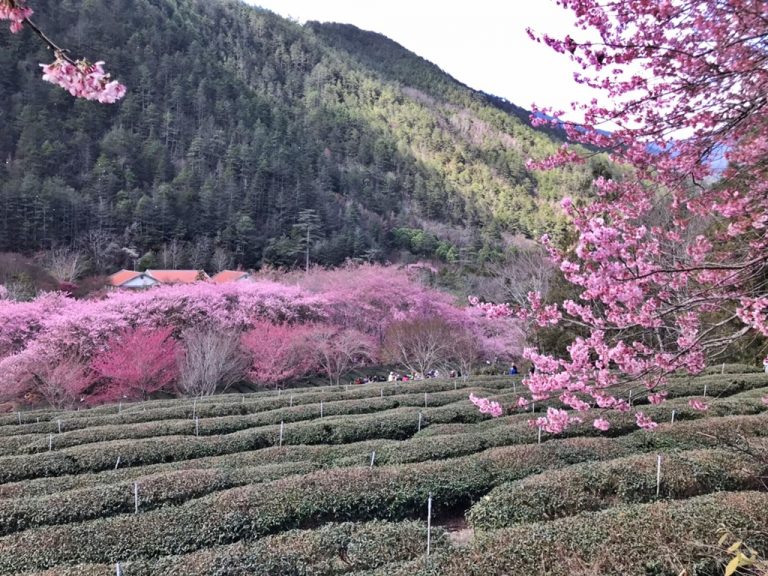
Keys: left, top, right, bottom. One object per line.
{"left": 0, "top": 0, "right": 602, "bottom": 272}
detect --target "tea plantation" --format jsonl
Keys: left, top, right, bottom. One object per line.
{"left": 2, "top": 367, "right": 768, "bottom": 575}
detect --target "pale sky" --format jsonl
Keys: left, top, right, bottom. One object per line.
{"left": 244, "top": 1, "right": 594, "bottom": 118}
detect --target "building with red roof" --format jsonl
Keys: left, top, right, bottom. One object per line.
{"left": 145, "top": 270, "right": 210, "bottom": 284}
{"left": 210, "top": 270, "right": 250, "bottom": 284}
{"left": 108, "top": 270, "right": 159, "bottom": 289}
{"left": 108, "top": 269, "right": 210, "bottom": 289}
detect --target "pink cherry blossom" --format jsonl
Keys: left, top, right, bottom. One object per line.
{"left": 40, "top": 57, "right": 126, "bottom": 103}
{"left": 0, "top": 1, "right": 126, "bottom": 102}
{"left": 648, "top": 391, "right": 668, "bottom": 405}
{"left": 469, "top": 393, "right": 503, "bottom": 417}
{"left": 0, "top": 0, "right": 32, "bottom": 33}
{"left": 475, "top": 0, "right": 768, "bottom": 433}
{"left": 534, "top": 407, "right": 582, "bottom": 434}
{"left": 635, "top": 412, "right": 658, "bottom": 431}
{"left": 688, "top": 399, "right": 709, "bottom": 412}
{"left": 593, "top": 418, "right": 610, "bottom": 431}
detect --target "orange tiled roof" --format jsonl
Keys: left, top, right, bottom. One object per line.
{"left": 210, "top": 270, "right": 248, "bottom": 284}
{"left": 146, "top": 270, "right": 210, "bottom": 284}
{"left": 108, "top": 269, "right": 142, "bottom": 287}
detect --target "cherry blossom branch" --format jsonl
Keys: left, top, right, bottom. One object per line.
{"left": 1, "top": 0, "right": 125, "bottom": 103}
{"left": 472, "top": 0, "right": 768, "bottom": 433}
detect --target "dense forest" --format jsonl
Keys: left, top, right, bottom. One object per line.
{"left": 0, "top": 0, "right": 604, "bottom": 273}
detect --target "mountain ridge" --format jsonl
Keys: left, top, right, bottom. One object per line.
{"left": 0, "top": 0, "right": 598, "bottom": 273}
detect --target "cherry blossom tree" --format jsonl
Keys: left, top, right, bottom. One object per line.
{"left": 177, "top": 328, "right": 249, "bottom": 397}
{"left": 383, "top": 317, "right": 463, "bottom": 377}
{"left": 488, "top": 0, "right": 768, "bottom": 432}
{"left": 449, "top": 329, "right": 483, "bottom": 380}
{"left": 0, "top": 0, "right": 125, "bottom": 102}
{"left": 90, "top": 327, "right": 181, "bottom": 402}
{"left": 242, "top": 321, "right": 317, "bottom": 388}
{"left": 27, "top": 355, "right": 96, "bottom": 409}
{"left": 294, "top": 263, "right": 462, "bottom": 341}
{"left": 305, "top": 325, "right": 377, "bottom": 386}
{"left": 0, "top": 268, "right": 525, "bottom": 405}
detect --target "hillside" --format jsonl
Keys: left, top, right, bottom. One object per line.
{"left": 0, "top": 368, "right": 767, "bottom": 574}
{"left": 0, "top": 0, "right": 598, "bottom": 272}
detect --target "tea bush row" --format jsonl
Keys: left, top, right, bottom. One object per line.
{"left": 19, "top": 520, "right": 447, "bottom": 576}
{"left": 0, "top": 385, "right": 497, "bottom": 439}
{"left": 0, "top": 403, "right": 493, "bottom": 483}
{"left": 0, "top": 462, "right": 317, "bottom": 536}
{"left": 0, "top": 441, "right": 656, "bottom": 573}
{"left": 364, "top": 491, "right": 768, "bottom": 576}
{"left": 467, "top": 446, "right": 767, "bottom": 529}
{"left": 10, "top": 389, "right": 499, "bottom": 455}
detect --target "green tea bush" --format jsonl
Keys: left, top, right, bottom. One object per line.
{"left": 467, "top": 448, "right": 766, "bottom": 529}
{"left": 0, "top": 442, "right": 636, "bottom": 573}
{"left": 0, "top": 462, "right": 317, "bottom": 536}
{"left": 23, "top": 520, "right": 447, "bottom": 576}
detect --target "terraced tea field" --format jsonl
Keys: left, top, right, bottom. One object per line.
{"left": 2, "top": 367, "right": 768, "bottom": 575}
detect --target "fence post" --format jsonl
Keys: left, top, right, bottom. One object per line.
{"left": 426, "top": 493, "right": 433, "bottom": 557}
{"left": 656, "top": 454, "right": 662, "bottom": 498}
{"left": 670, "top": 410, "right": 676, "bottom": 424}
{"left": 418, "top": 411, "right": 423, "bottom": 432}
{"left": 134, "top": 482, "right": 140, "bottom": 513}
{"left": 116, "top": 562, "right": 122, "bottom": 576}
{"left": 195, "top": 416, "right": 200, "bottom": 436}
{"left": 370, "top": 450, "right": 376, "bottom": 468}
{"left": 279, "top": 420, "right": 285, "bottom": 447}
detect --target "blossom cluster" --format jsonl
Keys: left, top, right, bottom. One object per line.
{"left": 0, "top": 0, "right": 32, "bottom": 33}
{"left": 469, "top": 393, "right": 503, "bottom": 417}
{"left": 40, "top": 58, "right": 126, "bottom": 103}
{"left": 1, "top": 1, "right": 126, "bottom": 103}
{"left": 533, "top": 407, "right": 582, "bottom": 434}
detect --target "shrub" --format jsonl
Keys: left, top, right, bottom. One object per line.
{"left": 421, "top": 492, "right": 768, "bottom": 576}
{"left": 22, "top": 520, "right": 446, "bottom": 576}
{"left": 467, "top": 448, "right": 767, "bottom": 530}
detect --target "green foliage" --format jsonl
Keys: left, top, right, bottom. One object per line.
{"left": 467, "top": 448, "right": 767, "bottom": 530}
{"left": 21, "top": 520, "right": 445, "bottom": 576}
{"left": 359, "top": 492, "right": 768, "bottom": 576}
